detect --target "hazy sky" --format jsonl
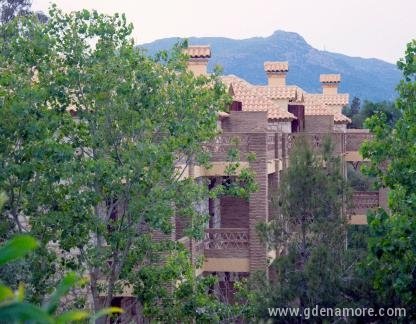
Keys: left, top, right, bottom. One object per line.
{"left": 32, "top": 0, "right": 415, "bottom": 63}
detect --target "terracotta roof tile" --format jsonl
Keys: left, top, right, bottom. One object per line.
{"left": 221, "top": 75, "right": 295, "bottom": 121}
{"left": 253, "top": 85, "right": 304, "bottom": 101}
{"left": 305, "top": 93, "right": 349, "bottom": 106}
{"left": 304, "top": 95, "right": 350, "bottom": 124}
{"left": 264, "top": 61, "right": 289, "bottom": 72}
{"left": 334, "top": 113, "right": 351, "bottom": 124}
{"left": 304, "top": 102, "right": 332, "bottom": 116}
{"left": 183, "top": 45, "right": 211, "bottom": 58}
{"left": 320, "top": 74, "right": 341, "bottom": 83}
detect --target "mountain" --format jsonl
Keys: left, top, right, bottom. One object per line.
{"left": 140, "top": 30, "right": 401, "bottom": 102}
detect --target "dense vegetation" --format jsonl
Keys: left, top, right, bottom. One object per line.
{"left": 361, "top": 39, "right": 416, "bottom": 319}
{"left": 343, "top": 97, "right": 401, "bottom": 129}
{"left": 0, "top": 3, "right": 255, "bottom": 323}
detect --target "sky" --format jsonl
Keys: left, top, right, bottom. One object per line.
{"left": 31, "top": 0, "right": 416, "bottom": 64}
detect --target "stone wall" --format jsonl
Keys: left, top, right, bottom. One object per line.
{"left": 304, "top": 115, "right": 333, "bottom": 132}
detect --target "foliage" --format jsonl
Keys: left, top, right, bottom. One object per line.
{"left": 360, "top": 39, "right": 416, "bottom": 318}
{"left": 251, "top": 137, "right": 372, "bottom": 322}
{"left": 347, "top": 164, "right": 375, "bottom": 192}
{"left": 0, "top": 0, "right": 31, "bottom": 24}
{"left": 0, "top": 5, "right": 256, "bottom": 321}
{"left": 0, "top": 11, "right": 64, "bottom": 303}
{"left": 343, "top": 99, "right": 400, "bottom": 129}
{"left": 0, "top": 234, "right": 122, "bottom": 323}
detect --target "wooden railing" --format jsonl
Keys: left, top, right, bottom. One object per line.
{"left": 282, "top": 133, "right": 345, "bottom": 158}
{"left": 345, "top": 130, "right": 372, "bottom": 151}
{"left": 204, "top": 130, "right": 372, "bottom": 163}
{"left": 205, "top": 133, "right": 250, "bottom": 162}
{"left": 350, "top": 191, "right": 379, "bottom": 214}
{"left": 267, "top": 134, "right": 276, "bottom": 160}
{"left": 177, "top": 228, "right": 250, "bottom": 260}
{"left": 205, "top": 132, "right": 277, "bottom": 162}
{"left": 204, "top": 228, "right": 249, "bottom": 258}
{"left": 280, "top": 130, "right": 373, "bottom": 161}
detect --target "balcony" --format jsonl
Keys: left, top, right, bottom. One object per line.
{"left": 206, "top": 133, "right": 250, "bottom": 162}
{"left": 179, "top": 228, "right": 250, "bottom": 273}
{"left": 281, "top": 133, "right": 345, "bottom": 161}
{"left": 204, "top": 228, "right": 249, "bottom": 258}
{"left": 349, "top": 191, "right": 380, "bottom": 224}
{"left": 345, "top": 129, "right": 373, "bottom": 151}
{"left": 279, "top": 130, "right": 373, "bottom": 163}
{"left": 203, "top": 228, "right": 250, "bottom": 272}
{"left": 206, "top": 132, "right": 276, "bottom": 162}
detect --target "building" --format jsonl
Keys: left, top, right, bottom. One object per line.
{"left": 112, "top": 45, "right": 388, "bottom": 318}
{"left": 173, "top": 45, "right": 388, "bottom": 293}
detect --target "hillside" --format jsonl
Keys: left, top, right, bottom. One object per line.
{"left": 140, "top": 30, "right": 401, "bottom": 102}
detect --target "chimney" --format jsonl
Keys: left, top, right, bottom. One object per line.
{"left": 320, "top": 74, "right": 341, "bottom": 95}
{"left": 183, "top": 45, "right": 211, "bottom": 76}
{"left": 264, "top": 61, "right": 289, "bottom": 87}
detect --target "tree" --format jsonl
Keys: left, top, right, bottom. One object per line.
{"left": 250, "top": 137, "right": 359, "bottom": 322}
{"left": 0, "top": 235, "right": 123, "bottom": 323}
{"left": 0, "top": 194, "right": 122, "bottom": 323}
{"left": 0, "top": 0, "right": 31, "bottom": 24}
{"left": 350, "top": 96, "right": 361, "bottom": 116}
{"left": 0, "top": 12, "right": 63, "bottom": 303}
{"left": 360, "top": 39, "right": 416, "bottom": 318}
{"left": 343, "top": 99, "right": 400, "bottom": 129}
{"left": 0, "top": 5, "right": 255, "bottom": 322}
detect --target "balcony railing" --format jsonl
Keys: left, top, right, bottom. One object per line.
{"left": 206, "top": 133, "right": 250, "bottom": 162}
{"left": 345, "top": 130, "right": 373, "bottom": 151}
{"left": 350, "top": 191, "right": 379, "bottom": 214}
{"left": 282, "top": 133, "right": 345, "bottom": 157}
{"left": 267, "top": 134, "right": 276, "bottom": 160}
{"left": 204, "top": 228, "right": 249, "bottom": 258}
{"left": 204, "top": 130, "right": 372, "bottom": 164}
{"left": 206, "top": 132, "right": 277, "bottom": 162}
{"left": 280, "top": 130, "right": 373, "bottom": 161}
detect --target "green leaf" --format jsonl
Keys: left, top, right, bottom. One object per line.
{"left": 44, "top": 272, "right": 78, "bottom": 314}
{"left": 16, "top": 283, "right": 25, "bottom": 302}
{"left": 56, "top": 310, "right": 89, "bottom": 323}
{"left": 0, "top": 302, "right": 53, "bottom": 323}
{"left": 89, "top": 307, "right": 124, "bottom": 323}
{"left": 0, "top": 235, "right": 38, "bottom": 266}
{"left": 0, "top": 285, "right": 14, "bottom": 302}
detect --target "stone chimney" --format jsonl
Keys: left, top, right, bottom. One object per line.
{"left": 320, "top": 74, "right": 341, "bottom": 95}
{"left": 183, "top": 45, "right": 211, "bottom": 76}
{"left": 264, "top": 61, "right": 289, "bottom": 87}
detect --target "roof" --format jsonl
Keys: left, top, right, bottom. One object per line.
{"left": 264, "top": 61, "right": 289, "bottom": 72}
{"left": 304, "top": 102, "right": 332, "bottom": 116}
{"left": 304, "top": 94, "right": 350, "bottom": 124}
{"left": 333, "top": 113, "right": 351, "bottom": 124}
{"left": 217, "top": 111, "right": 230, "bottom": 119}
{"left": 305, "top": 93, "right": 349, "bottom": 106}
{"left": 221, "top": 75, "right": 296, "bottom": 121}
{"left": 183, "top": 45, "right": 211, "bottom": 58}
{"left": 253, "top": 85, "right": 304, "bottom": 101}
{"left": 320, "top": 74, "right": 341, "bottom": 83}
{"left": 304, "top": 102, "right": 351, "bottom": 124}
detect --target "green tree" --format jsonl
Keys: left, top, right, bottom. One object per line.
{"left": 350, "top": 96, "right": 361, "bottom": 116}
{"left": 343, "top": 99, "right": 400, "bottom": 129}
{"left": 0, "top": 12, "right": 64, "bottom": 303}
{"left": 0, "top": 6, "right": 255, "bottom": 322}
{"left": 0, "top": 195, "right": 122, "bottom": 323}
{"left": 360, "top": 39, "right": 416, "bottom": 318}
{"left": 0, "top": 0, "right": 31, "bottom": 24}
{"left": 250, "top": 137, "right": 357, "bottom": 322}
{"left": 0, "top": 235, "right": 122, "bottom": 323}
